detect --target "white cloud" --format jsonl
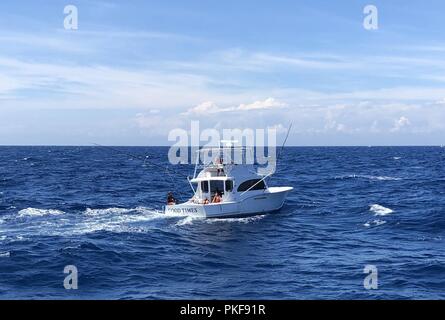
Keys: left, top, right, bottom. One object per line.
{"left": 2, "top": 35, "right": 445, "bottom": 145}
{"left": 324, "top": 111, "right": 349, "bottom": 133}
{"left": 391, "top": 116, "right": 411, "bottom": 132}
{"left": 238, "top": 98, "right": 285, "bottom": 111}
{"left": 185, "top": 98, "right": 286, "bottom": 115}
{"left": 185, "top": 101, "right": 227, "bottom": 115}
{"left": 251, "top": 53, "right": 359, "bottom": 70}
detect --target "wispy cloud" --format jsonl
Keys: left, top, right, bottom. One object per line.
{"left": 2, "top": 0, "right": 445, "bottom": 145}
{"left": 185, "top": 98, "right": 286, "bottom": 115}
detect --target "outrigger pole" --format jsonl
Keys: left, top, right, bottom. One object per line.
{"left": 277, "top": 122, "right": 293, "bottom": 162}
{"left": 239, "top": 122, "right": 293, "bottom": 197}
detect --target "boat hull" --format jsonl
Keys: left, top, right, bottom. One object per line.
{"left": 164, "top": 187, "right": 293, "bottom": 218}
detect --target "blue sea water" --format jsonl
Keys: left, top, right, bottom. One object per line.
{"left": 0, "top": 146, "right": 444, "bottom": 299}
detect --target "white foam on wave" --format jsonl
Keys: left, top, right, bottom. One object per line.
{"left": 206, "top": 214, "right": 266, "bottom": 224}
{"left": 175, "top": 215, "right": 204, "bottom": 226}
{"left": 84, "top": 207, "right": 133, "bottom": 216}
{"left": 0, "top": 235, "right": 26, "bottom": 243}
{"left": 336, "top": 174, "right": 401, "bottom": 181}
{"left": 74, "top": 207, "right": 169, "bottom": 235}
{"left": 84, "top": 206, "right": 180, "bottom": 218}
{"left": 18, "top": 208, "right": 65, "bottom": 217}
{"left": 364, "top": 219, "right": 387, "bottom": 227}
{"left": 174, "top": 213, "right": 267, "bottom": 227}
{"left": 370, "top": 204, "right": 394, "bottom": 216}
{"left": 0, "top": 251, "right": 10, "bottom": 258}
{"left": 9, "top": 206, "right": 170, "bottom": 236}
{"left": 393, "top": 157, "right": 402, "bottom": 160}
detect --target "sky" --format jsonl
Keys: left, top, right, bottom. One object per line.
{"left": 0, "top": 0, "right": 445, "bottom": 145}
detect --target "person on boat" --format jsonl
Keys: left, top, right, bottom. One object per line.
{"left": 190, "top": 195, "right": 199, "bottom": 204}
{"left": 167, "top": 192, "right": 177, "bottom": 205}
{"left": 203, "top": 198, "right": 210, "bottom": 205}
{"left": 212, "top": 190, "right": 222, "bottom": 203}
{"left": 214, "top": 156, "right": 225, "bottom": 176}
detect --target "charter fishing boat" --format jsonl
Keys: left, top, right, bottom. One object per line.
{"left": 164, "top": 142, "right": 293, "bottom": 218}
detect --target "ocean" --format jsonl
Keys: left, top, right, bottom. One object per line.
{"left": 0, "top": 146, "right": 444, "bottom": 299}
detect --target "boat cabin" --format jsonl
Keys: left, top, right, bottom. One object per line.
{"left": 188, "top": 146, "right": 268, "bottom": 204}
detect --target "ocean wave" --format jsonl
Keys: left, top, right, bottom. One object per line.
{"left": 72, "top": 207, "right": 169, "bottom": 235}
{"left": 370, "top": 204, "right": 394, "bottom": 216}
{"left": 84, "top": 207, "right": 134, "bottom": 216}
{"left": 18, "top": 208, "right": 65, "bottom": 217}
{"left": 0, "top": 251, "right": 10, "bottom": 258}
{"left": 174, "top": 214, "right": 267, "bottom": 227}
{"left": 335, "top": 174, "right": 401, "bottom": 181}
{"left": 84, "top": 206, "right": 168, "bottom": 217}
{"left": 175, "top": 215, "right": 204, "bottom": 226}
{"left": 205, "top": 215, "right": 266, "bottom": 224}
{"left": 364, "top": 219, "right": 387, "bottom": 227}
{"left": 0, "top": 235, "right": 26, "bottom": 243}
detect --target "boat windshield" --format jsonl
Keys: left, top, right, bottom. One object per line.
{"left": 210, "top": 180, "right": 224, "bottom": 195}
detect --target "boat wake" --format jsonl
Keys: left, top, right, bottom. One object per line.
{"left": 205, "top": 215, "right": 266, "bottom": 224}
{"left": 2, "top": 206, "right": 264, "bottom": 237}
{"left": 2, "top": 207, "right": 170, "bottom": 237}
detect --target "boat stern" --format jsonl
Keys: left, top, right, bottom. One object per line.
{"left": 164, "top": 202, "right": 207, "bottom": 217}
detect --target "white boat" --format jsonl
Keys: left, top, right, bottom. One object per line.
{"left": 164, "top": 143, "right": 293, "bottom": 218}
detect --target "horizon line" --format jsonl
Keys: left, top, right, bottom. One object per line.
{"left": 0, "top": 144, "right": 443, "bottom": 148}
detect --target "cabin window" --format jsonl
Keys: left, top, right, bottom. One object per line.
{"left": 237, "top": 179, "right": 266, "bottom": 192}
{"left": 210, "top": 180, "right": 224, "bottom": 194}
{"left": 225, "top": 180, "right": 233, "bottom": 192}
{"left": 201, "top": 181, "right": 209, "bottom": 193}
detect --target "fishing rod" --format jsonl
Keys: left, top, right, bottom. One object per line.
{"left": 277, "top": 122, "right": 293, "bottom": 162}
{"left": 91, "top": 143, "right": 187, "bottom": 202}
